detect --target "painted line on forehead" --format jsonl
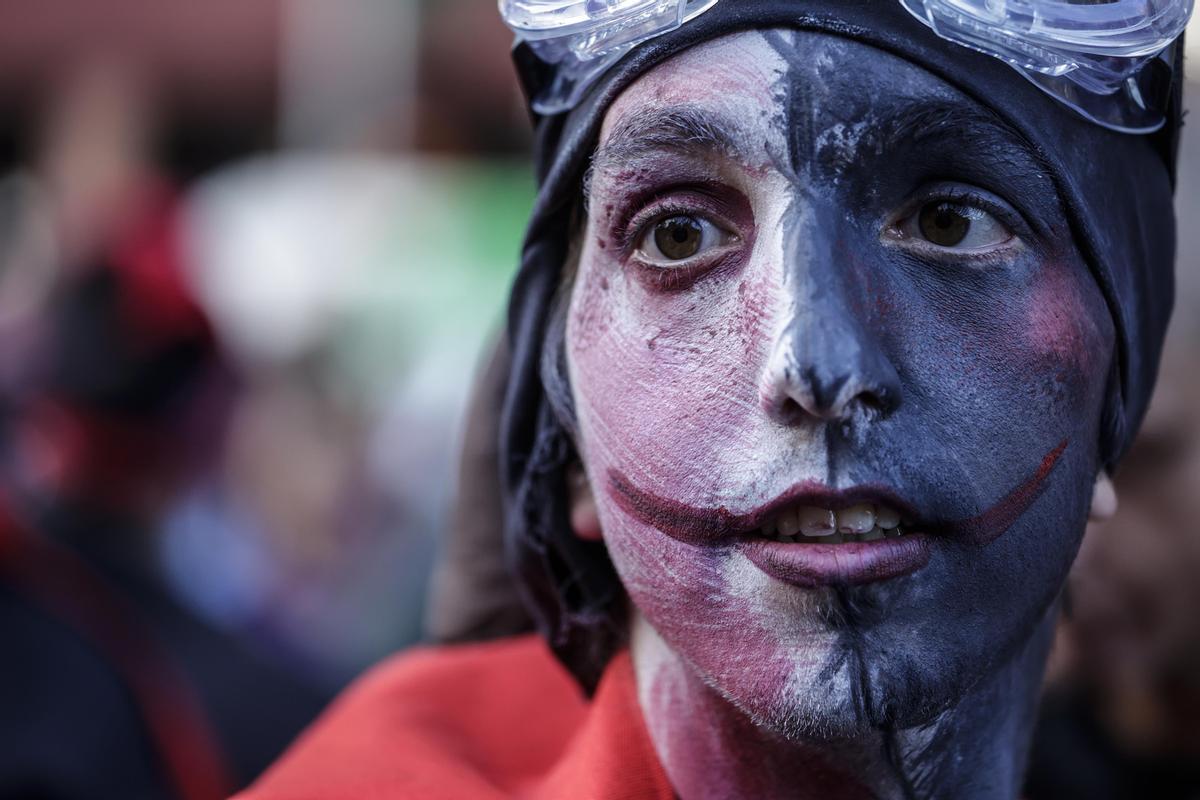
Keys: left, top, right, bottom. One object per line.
{"left": 933, "top": 439, "right": 1069, "bottom": 546}
{"left": 762, "top": 29, "right": 812, "bottom": 182}
{"left": 758, "top": 28, "right": 1053, "bottom": 190}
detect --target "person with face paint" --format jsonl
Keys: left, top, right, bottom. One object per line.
{"left": 236, "top": 1, "right": 1190, "bottom": 798}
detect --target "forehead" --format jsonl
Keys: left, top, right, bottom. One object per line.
{"left": 599, "top": 29, "right": 965, "bottom": 162}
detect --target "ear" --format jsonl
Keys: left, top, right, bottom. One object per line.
{"left": 568, "top": 462, "right": 603, "bottom": 541}
{"left": 1089, "top": 471, "right": 1118, "bottom": 522}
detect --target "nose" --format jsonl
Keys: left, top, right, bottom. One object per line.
{"left": 759, "top": 253, "right": 902, "bottom": 426}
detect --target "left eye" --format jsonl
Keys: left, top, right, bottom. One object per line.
{"left": 898, "top": 201, "right": 1012, "bottom": 250}
{"left": 637, "top": 214, "right": 732, "bottom": 264}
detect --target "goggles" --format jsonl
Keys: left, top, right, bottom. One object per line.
{"left": 499, "top": 0, "right": 1191, "bottom": 133}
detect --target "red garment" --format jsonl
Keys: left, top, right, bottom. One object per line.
{"left": 235, "top": 636, "right": 675, "bottom": 800}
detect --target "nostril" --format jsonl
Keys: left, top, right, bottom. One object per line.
{"left": 834, "top": 380, "right": 900, "bottom": 422}
{"left": 853, "top": 389, "right": 887, "bottom": 416}
{"left": 762, "top": 370, "right": 900, "bottom": 425}
{"left": 775, "top": 396, "right": 807, "bottom": 425}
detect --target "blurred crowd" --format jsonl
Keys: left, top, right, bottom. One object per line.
{"left": 0, "top": 1, "right": 529, "bottom": 796}
{"left": 0, "top": 1, "right": 1194, "bottom": 798}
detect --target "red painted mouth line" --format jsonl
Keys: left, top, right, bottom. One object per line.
{"left": 928, "top": 439, "right": 1068, "bottom": 546}
{"left": 607, "top": 439, "right": 1069, "bottom": 548}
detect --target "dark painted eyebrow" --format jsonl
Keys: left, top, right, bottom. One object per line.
{"left": 878, "top": 100, "right": 1051, "bottom": 173}
{"left": 585, "top": 99, "right": 1053, "bottom": 203}
{"left": 588, "top": 105, "right": 745, "bottom": 181}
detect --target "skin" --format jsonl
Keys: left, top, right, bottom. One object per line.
{"left": 564, "top": 30, "right": 1115, "bottom": 800}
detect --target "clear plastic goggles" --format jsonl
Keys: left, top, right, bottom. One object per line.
{"left": 501, "top": 0, "right": 719, "bottom": 114}
{"left": 499, "top": 0, "right": 1191, "bottom": 132}
{"left": 899, "top": 0, "right": 1191, "bottom": 133}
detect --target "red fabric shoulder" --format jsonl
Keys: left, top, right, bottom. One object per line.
{"left": 235, "top": 635, "right": 675, "bottom": 800}
{"left": 235, "top": 636, "right": 587, "bottom": 799}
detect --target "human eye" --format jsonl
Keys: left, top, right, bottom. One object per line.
{"left": 636, "top": 213, "right": 735, "bottom": 265}
{"left": 600, "top": 183, "right": 752, "bottom": 290}
{"left": 885, "top": 185, "right": 1023, "bottom": 260}
{"left": 901, "top": 201, "right": 1010, "bottom": 249}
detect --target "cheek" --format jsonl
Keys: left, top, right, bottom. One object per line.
{"left": 608, "top": 509, "right": 842, "bottom": 715}
{"left": 993, "top": 259, "right": 1113, "bottom": 437}
{"left": 567, "top": 245, "right": 842, "bottom": 699}
{"left": 892, "top": 255, "right": 1112, "bottom": 433}
{"left": 1020, "top": 259, "right": 1111, "bottom": 395}
{"left": 567, "top": 241, "right": 784, "bottom": 505}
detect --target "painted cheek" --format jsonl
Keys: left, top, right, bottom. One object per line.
{"left": 891, "top": 256, "right": 1107, "bottom": 422}
{"left": 608, "top": 520, "right": 833, "bottom": 715}
{"left": 931, "top": 257, "right": 1110, "bottom": 421}
{"left": 569, "top": 234, "right": 840, "bottom": 707}
{"left": 569, "top": 241, "right": 616, "bottom": 356}
{"left": 569, "top": 237, "right": 784, "bottom": 508}
{"left": 1021, "top": 261, "right": 1111, "bottom": 397}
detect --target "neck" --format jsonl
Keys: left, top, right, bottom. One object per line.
{"left": 630, "top": 608, "right": 1056, "bottom": 800}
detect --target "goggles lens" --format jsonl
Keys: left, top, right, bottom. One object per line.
{"left": 500, "top": 0, "right": 718, "bottom": 113}
{"left": 899, "top": 0, "right": 1192, "bottom": 132}
{"left": 500, "top": 0, "right": 1191, "bottom": 130}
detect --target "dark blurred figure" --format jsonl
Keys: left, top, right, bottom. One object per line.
{"left": 1026, "top": 339, "right": 1200, "bottom": 800}
{"left": 0, "top": 60, "right": 328, "bottom": 800}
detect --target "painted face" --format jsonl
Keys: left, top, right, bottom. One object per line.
{"left": 566, "top": 29, "right": 1115, "bottom": 736}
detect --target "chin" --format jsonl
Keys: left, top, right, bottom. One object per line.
{"left": 699, "top": 584, "right": 1061, "bottom": 745}
{"left": 650, "top": 579, "right": 1038, "bottom": 744}
{"left": 703, "top": 636, "right": 952, "bottom": 742}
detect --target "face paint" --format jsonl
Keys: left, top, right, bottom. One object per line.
{"left": 566, "top": 29, "right": 1113, "bottom": 798}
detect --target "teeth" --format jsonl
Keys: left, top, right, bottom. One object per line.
{"left": 777, "top": 508, "right": 802, "bottom": 538}
{"left": 760, "top": 503, "right": 909, "bottom": 544}
{"left": 798, "top": 506, "right": 836, "bottom": 537}
{"left": 875, "top": 505, "right": 901, "bottom": 530}
{"left": 860, "top": 525, "right": 885, "bottom": 542}
{"left": 837, "top": 504, "right": 875, "bottom": 535}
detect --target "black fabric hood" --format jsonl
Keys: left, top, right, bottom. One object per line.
{"left": 499, "top": 0, "right": 1183, "bottom": 688}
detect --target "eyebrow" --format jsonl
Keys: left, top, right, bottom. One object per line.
{"left": 585, "top": 98, "right": 1054, "bottom": 206}
{"left": 877, "top": 100, "right": 1053, "bottom": 176}
{"left": 586, "top": 105, "right": 747, "bottom": 189}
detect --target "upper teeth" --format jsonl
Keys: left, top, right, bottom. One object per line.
{"left": 759, "top": 503, "right": 908, "bottom": 544}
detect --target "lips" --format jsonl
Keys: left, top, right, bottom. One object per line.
{"left": 741, "top": 535, "right": 934, "bottom": 587}
{"left": 606, "top": 439, "right": 1068, "bottom": 588}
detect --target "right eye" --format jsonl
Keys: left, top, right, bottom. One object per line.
{"left": 909, "top": 201, "right": 1011, "bottom": 250}
{"left": 637, "top": 214, "right": 733, "bottom": 265}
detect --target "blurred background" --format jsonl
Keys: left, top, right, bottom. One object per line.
{"left": 0, "top": 1, "right": 1193, "bottom": 798}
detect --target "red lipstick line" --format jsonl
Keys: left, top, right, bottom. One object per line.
{"left": 606, "top": 439, "right": 1069, "bottom": 548}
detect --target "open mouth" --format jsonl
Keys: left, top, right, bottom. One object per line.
{"left": 739, "top": 496, "right": 933, "bottom": 587}
{"left": 606, "top": 439, "right": 1068, "bottom": 588}
{"left": 754, "top": 502, "right": 911, "bottom": 544}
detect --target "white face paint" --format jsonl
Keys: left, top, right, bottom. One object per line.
{"left": 569, "top": 32, "right": 861, "bottom": 735}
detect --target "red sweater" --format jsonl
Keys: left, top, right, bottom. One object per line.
{"left": 234, "top": 636, "right": 675, "bottom": 799}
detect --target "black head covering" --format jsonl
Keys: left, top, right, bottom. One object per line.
{"left": 499, "top": 0, "right": 1184, "bottom": 688}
